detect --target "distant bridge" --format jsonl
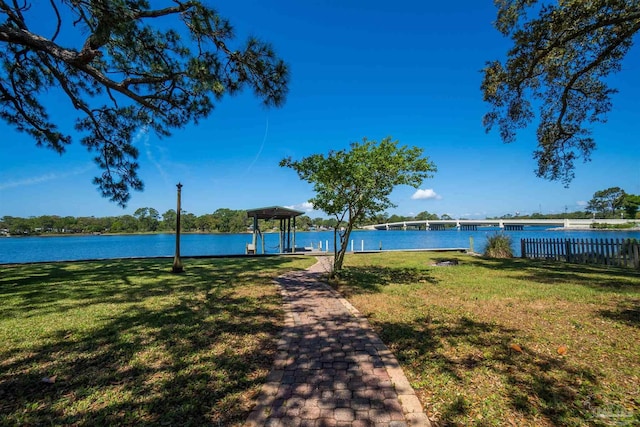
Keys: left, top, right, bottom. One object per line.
{"left": 362, "top": 218, "right": 640, "bottom": 231}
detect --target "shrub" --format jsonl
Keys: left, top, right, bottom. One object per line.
{"left": 590, "top": 222, "right": 636, "bottom": 229}
{"left": 484, "top": 233, "right": 513, "bottom": 258}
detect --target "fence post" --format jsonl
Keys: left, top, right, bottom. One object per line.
{"left": 517, "top": 237, "right": 638, "bottom": 269}
{"left": 617, "top": 238, "right": 623, "bottom": 267}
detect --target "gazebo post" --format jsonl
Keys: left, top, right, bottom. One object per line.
{"left": 279, "top": 218, "right": 284, "bottom": 253}
{"left": 293, "top": 216, "right": 296, "bottom": 253}
{"left": 286, "top": 218, "right": 290, "bottom": 252}
{"left": 252, "top": 215, "right": 258, "bottom": 252}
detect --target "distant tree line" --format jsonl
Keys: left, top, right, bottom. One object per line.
{"left": 0, "top": 208, "right": 339, "bottom": 236}
{"left": 3, "top": 187, "right": 638, "bottom": 236}
{"left": 492, "top": 188, "right": 640, "bottom": 220}
{"left": 0, "top": 209, "right": 452, "bottom": 236}
{"left": 491, "top": 211, "right": 591, "bottom": 220}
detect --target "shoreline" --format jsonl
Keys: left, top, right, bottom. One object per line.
{"left": 547, "top": 226, "right": 640, "bottom": 231}
{"left": 3, "top": 228, "right": 640, "bottom": 264}
{"left": 3, "top": 226, "right": 640, "bottom": 238}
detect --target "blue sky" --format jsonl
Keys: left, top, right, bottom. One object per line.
{"left": 1, "top": 1, "right": 639, "bottom": 219}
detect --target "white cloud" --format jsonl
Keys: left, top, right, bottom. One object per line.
{"left": 576, "top": 200, "right": 588, "bottom": 206}
{"left": 137, "top": 127, "right": 170, "bottom": 184}
{"left": 411, "top": 188, "right": 442, "bottom": 200}
{"left": 0, "top": 173, "right": 57, "bottom": 190}
{"left": 286, "top": 201, "right": 314, "bottom": 212}
{"left": 0, "top": 165, "right": 93, "bottom": 190}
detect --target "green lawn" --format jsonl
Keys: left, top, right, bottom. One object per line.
{"left": 335, "top": 252, "right": 640, "bottom": 427}
{"left": 0, "top": 256, "right": 314, "bottom": 426}
{"left": 2, "top": 253, "right": 638, "bottom": 427}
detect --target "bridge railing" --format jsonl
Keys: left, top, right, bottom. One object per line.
{"left": 521, "top": 237, "right": 640, "bottom": 269}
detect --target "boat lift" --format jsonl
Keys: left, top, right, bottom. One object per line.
{"left": 246, "top": 206, "right": 304, "bottom": 254}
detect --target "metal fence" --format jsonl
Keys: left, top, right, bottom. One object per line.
{"left": 521, "top": 238, "right": 640, "bottom": 269}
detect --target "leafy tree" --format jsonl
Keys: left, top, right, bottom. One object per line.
{"left": 622, "top": 193, "right": 640, "bottom": 219}
{"left": 586, "top": 187, "right": 626, "bottom": 218}
{"left": 296, "top": 215, "right": 312, "bottom": 231}
{"left": 367, "top": 212, "right": 389, "bottom": 225}
{"left": 57, "top": 216, "right": 78, "bottom": 232}
{"left": 482, "top": 0, "right": 639, "bottom": 185}
{"left": 415, "top": 211, "right": 439, "bottom": 221}
{"left": 109, "top": 214, "right": 138, "bottom": 233}
{"left": 322, "top": 218, "right": 339, "bottom": 230}
{"left": 38, "top": 215, "right": 56, "bottom": 231}
{"left": 281, "top": 137, "right": 436, "bottom": 276}
{"left": 161, "top": 209, "right": 177, "bottom": 231}
{"left": 387, "top": 214, "right": 408, "bottom": 224}
{"left": 1, "top": 1, "right": 288, "bottom": 206}
{"left": 195, "top": 213, "right": 215, "bottom": 232}
{"left": 1, "top": 216, "right": 32, "bottom": 234}
{"left": 133, "top": 207, "right": 160, "bottom": 231}
{"left": 211, "top": 208, "right": 247, "bottom": 233}
{"left": 181, "top": 212, "right": 197, "bottom": 232}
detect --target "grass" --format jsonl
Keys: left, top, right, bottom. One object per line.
{"left": 3, "top": 253, "right": 639, "bottom": 427}
{"left": 0, "top": 256, "right": 314, "bottom": 426}
{"left": 334, "top": 252, "right": 640, "bottom": 427}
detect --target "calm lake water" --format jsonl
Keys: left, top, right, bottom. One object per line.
{"left": 1, "top": 228, "right": 640, "bottom": 264}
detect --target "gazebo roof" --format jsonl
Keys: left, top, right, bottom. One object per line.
{"left": 246, "top": 206, "right": 305, "bottom": 220}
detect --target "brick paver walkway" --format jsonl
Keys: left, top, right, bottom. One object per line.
{"left": 246, "top": 257, "right": 431, "bottom": 427}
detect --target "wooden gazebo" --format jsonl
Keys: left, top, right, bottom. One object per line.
{"left": 246, "top": 206, "right": 304, "bottom": 254}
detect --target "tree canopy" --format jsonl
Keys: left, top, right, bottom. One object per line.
{"left": 280, "top": 137, "right": 436, "bottom": 276}
{"left": 622, "top": 193, "right": 640, "bottom": 219}
{"left": 482, "top": 0, "right": 639, "bottom": 185}
{"left": 0, "top": 207, "right": 326, "bottom": 235}
{"left": 584, "top": 186, "right": 640, "bottom": 219}
{"left": 0, "top": 0, "right": 288, "bottom": 206}
{"left": 587, "top": 186, "right": 626, "bottom": 217}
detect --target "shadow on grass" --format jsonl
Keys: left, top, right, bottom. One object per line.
{"left": 598, "top": 299, "right": 640, "bottom": 327}
{"left": 336, "top": 265, "right": 437, "bottom": 294}
{"left": 463, "top": 256, "right": 640, "bottom": 292}
{"left": 0, "top": 257, "right": 303, "bottom": 320}
{"left": 335, "top": 255, "right": 640, "bottom": 426}
{"left": 455, "top": 256, "right": 640, "bottom": 329}
{"left": 0, "top": 256, "right": 310, "bottom": 426}
{"left": 376, "top": 316, "right": 601, "bottom": 426}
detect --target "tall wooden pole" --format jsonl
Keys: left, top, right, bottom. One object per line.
{"left": 172, "top": 183, "right": 184, "bottom": 273}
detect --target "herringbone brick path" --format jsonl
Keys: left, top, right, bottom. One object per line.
{"left": 246, "top": 257, "right": 431, "bottom": 427}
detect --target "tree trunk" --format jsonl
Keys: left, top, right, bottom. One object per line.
{"left": 331, "top": 228, "right": 339, "bottom": 278}
{"left": 332, "top": 221, "right": 354, "bottom": 277}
